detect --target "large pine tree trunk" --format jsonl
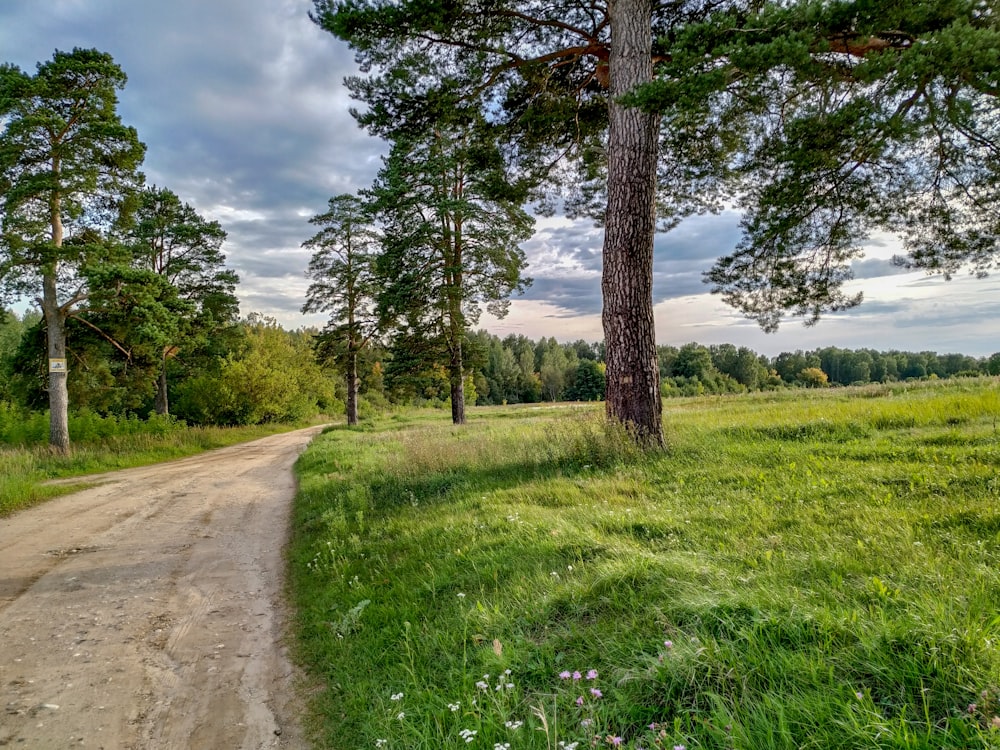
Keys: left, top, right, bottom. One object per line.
{"left": 602, "top": 0, "right": 663, "bottom": 446}
{"left": 346, "top": 349, "right": 359, "bottom": 425}
{"left": 449, "top": 338, "right": 466, "bottom": 425}
{"left": 447, "top": 233, "right": 466, "bottom": 425}
{"left": 42, "top": 273, "right": 70, "bottom": 453}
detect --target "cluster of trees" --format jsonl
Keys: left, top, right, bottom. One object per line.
{"left": 11, "top": 0, "right": 1000, "bottom": 451}
{"left": 773, "top": 348, "right": 994, "bottom": 387}
{"left": 312, "top": 0, "right": 1000, "bottom": 444}
{"left": 0, "top": 306, "right": 338, "bottom": 433}
{"left": 466, "top": 333, "right": 607, "bottom": 405}
{"left": 302, "top": 140, "right": 533, "bottom": 426}
{"left": 0, "top": 50, "right": 335, "bottom": 447}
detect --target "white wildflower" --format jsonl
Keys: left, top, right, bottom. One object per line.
{"left": 459, "top": 728, "right": 478, "bottom": 744}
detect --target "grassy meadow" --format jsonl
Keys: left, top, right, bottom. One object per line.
{"left": 0, "top": 405, "right": 308, "bottom": 516}
{"left": 290, "top": 380, "right": 1000, "bottom": 749}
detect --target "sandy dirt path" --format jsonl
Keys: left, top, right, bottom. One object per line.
{"left": 0, "top": 425, "right": 325, "bottom": 749}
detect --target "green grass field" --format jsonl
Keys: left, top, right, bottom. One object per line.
{"left": 290, "top": 380, "right": 1000, "bottom": 749}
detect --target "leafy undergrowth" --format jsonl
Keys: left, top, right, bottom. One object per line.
{"left": 290, "top": 381, "right": 1000, "bottom": 749}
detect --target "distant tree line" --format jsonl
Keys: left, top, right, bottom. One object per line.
{"left": 313, "top": 332, "right": 1000, "bottom": 410}
{"left": 658, "top": 344, "right": 999, "bottom": 397}
{"left": 7, "top": 290, "right": 996, "bottom": 432}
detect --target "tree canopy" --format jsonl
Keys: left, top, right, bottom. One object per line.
{"left": 632, "top": 0, "right": 1000, "bottom": 331}
{"left": 124, "top": 186, "right": 238, "bottom": 414}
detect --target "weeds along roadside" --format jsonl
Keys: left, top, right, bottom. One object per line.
{"left": 0, "top": 410, "right": 315, "bottom": 516}
{"left": 289, "top": 380, "right": 1000, "bottom": 749}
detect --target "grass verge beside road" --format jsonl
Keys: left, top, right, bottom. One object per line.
{"left": 290, "top": 381, "right": 1000, "bottom": 749}
{"left": 0, "top": 417, "right": 310, "bottom": 516}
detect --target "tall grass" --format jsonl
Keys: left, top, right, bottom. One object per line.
{"left": 0, "top": 402, "right": 313, "bottom": 516}
{"left": 290, "top": 379, "right": 1000, "bottom": 749}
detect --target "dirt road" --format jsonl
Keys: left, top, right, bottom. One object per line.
{"left": 0, "top": 426, "right": 325, "bottom": 749}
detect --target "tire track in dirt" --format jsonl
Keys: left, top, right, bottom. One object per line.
{"left": 0, "top": 425, "right": 324, "bottom": 749}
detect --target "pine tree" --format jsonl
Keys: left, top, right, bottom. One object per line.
{"left": 125, "top": 186, "right": 237, "bottom": 415}
{"left": 313, "top": 0, "right": 998, "bottom": 443}
{"left": 368, "top": 126, "right": 533, "bottom": 424}
{"left": 0, "top": 48, "right": 145, "bottom": 450}
{"left": 302, "top": 194, "right": 379, "bottom": 425}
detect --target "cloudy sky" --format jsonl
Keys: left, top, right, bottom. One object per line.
{"left": 2, "top": 0, "right": 998, "bottom": 357}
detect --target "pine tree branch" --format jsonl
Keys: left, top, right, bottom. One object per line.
{"left": 68, "top": 312, "right": 132, "bottom": 360}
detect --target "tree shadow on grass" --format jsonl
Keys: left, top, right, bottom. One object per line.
{"left": 363, "top": 452, "right": 610, "bottom": 512}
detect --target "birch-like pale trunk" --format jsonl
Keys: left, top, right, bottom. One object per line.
{"left": 45, "top": 160, "right": 71, "bottom": 452}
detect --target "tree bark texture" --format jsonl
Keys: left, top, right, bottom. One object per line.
{"left": 449, "top": 338, "right": 466, "bottom": 425}
{"left": 602, "top": 0, "right": 663, "bottom": 445}
{"left": 45, "top": 168, "right": 71, "bottom": 452}
{"left": 447, "top": 211, "right": 466, "bottom": 426}
{"left": 346, "top": 352, "right": 359, "bottom": 426}
{"left": 42, "top": 273, "right": 70, "bottom": 453}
